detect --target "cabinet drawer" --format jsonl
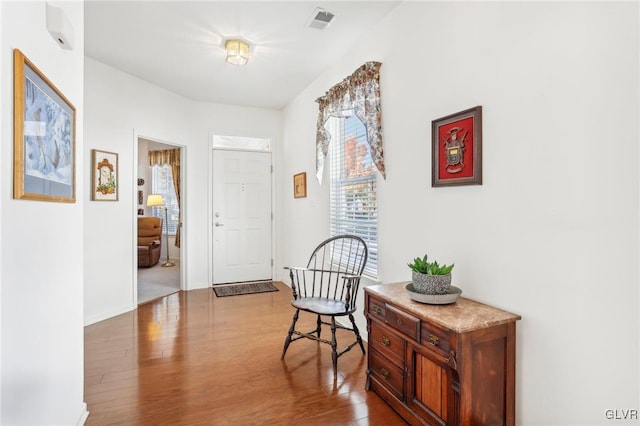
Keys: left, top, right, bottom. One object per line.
{"left": 369, "top": 349, "right": 404, "bottom": 400}
{"left": 370, "top": 322, "right": 405, "bottom": 367}
{"left": 421, "top": 321, "right": 451, "bottom": 358}
{"left": 385, "top": 304, "right": 420, "bottom": 341}
{"left": 368, "top": 297, "right": 386, "bottom": 321}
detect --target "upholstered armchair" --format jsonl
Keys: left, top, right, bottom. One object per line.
{"left": 138, "top": 217, "right": 162, "bottom": 268}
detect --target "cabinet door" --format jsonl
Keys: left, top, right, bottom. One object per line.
{"left": 406, "top": 344, "right": 458, "bottom": 426}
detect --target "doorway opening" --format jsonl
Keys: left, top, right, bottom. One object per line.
{"left": 136, "top": 137, "right": 184, "bottom": 304}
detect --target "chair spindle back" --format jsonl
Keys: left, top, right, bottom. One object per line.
{"left": 292, "top": 235, "right": 367, "bottom": 310}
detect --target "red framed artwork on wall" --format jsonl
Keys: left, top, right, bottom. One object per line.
{"left": 432, "top": 106, "right": 482, "bottom": 187}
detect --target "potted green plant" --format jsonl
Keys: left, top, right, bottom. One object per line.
{"left": 407, "top": 254, "right": 454, "bottom": 295}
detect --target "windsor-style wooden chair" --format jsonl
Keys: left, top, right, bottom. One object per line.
{"left": 281, "top": 235, "right": 368, "bottom": 378}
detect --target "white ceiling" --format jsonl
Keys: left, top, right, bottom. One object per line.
{"left": 84, "top": 1, "right": 400, "bottom": 110}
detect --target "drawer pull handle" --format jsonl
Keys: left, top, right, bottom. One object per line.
{"left": 372, "top": 306, "right": 383, "bottom": 315}
{"left": 396, "top": 318, "right": 403, "bottom": 326}
{"left": 428, "top": 334, "right": 440, "bottom": 346}
{"left": 379, "top": 367, "right": 390, "bottom": 380}
{"left": 381, "top": 336, "right": 390, "bottom": 346}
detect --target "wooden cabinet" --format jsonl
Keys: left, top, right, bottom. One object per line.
{"left": 365, "top": 283, "right": 521, "bottom": 426}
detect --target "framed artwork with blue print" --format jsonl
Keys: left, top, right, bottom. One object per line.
{"left": 13, "top": 49, "right": 76, "bottom": 202}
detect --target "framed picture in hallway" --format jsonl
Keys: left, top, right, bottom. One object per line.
{"left": 294, "top": 172, "right": 307, "bottom": 198}
{"left": 432, "top": 106, "right": 482, "bottom": 187}
{"left": 91, "top": 149, "right": 119, "bottom": 201}
{"left": 13, "top": 49, "right": 76, "bottom": 202}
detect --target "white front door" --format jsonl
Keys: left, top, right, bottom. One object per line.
{"left": 212, "top": 149, "right": 272, "bottom": 284}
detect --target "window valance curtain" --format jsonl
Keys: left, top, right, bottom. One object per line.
{"left": 148, "top": 149, "right": 179, "bottom": 167}
{"left": 315, "top": 61, "right": 385, "bottom": 183}
{"left": 148, "top": 149, "right": 181, "bottom": 248}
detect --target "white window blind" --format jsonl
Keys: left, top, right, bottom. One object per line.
{"left": 151, "top": 164, "right": 178, "bottom": 234}
{"left": 328, "top": 112, "right": 378, "bottom": 278}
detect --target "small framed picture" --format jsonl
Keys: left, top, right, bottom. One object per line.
{"left": 432, "top": 106, "right": 482, "bottom": 187}
{"left": 293, "top": 172, "right": 307, "bottom": 198}
{"left": 92, "top": 149, "right": 118, "bottom": 201}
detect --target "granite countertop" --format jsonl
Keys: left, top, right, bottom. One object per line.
{"left": 365, "top": 282, "right": 521, "bottom": 333}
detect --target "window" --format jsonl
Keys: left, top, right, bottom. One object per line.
{"left": 212, "top": 135, "right": 271, "bottom": 151}
{"left": 151, "top": 164, "right": 179, "bottom": 234}
{"left": 328, "top": 111, "right": 378, "bottom": 278}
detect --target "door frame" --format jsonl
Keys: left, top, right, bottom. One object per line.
{"left": 132, "top": 131, "right": 187, "bottom": 305}
{"left": 208, "top": 137, "right": 275, "bottom": 286}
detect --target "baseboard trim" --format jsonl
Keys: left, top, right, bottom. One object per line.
{"left": 76, "top": 402, "right": 89, "bottom": 425}
{"left": 184, "top": 281, "right": 211, "bottom": 291}
{"left": 84, "top": 304, "right": 135, "bottom": 326}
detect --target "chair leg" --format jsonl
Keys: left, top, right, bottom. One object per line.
{"left": 330, "top": 317, "right": 338, "bottom": 378}
{"left": 315, "top": 315, "right": 322, "bottom": 338}
{"left": 281, "top": 309, "right": 300, "bottom": 360}
{"left": 349, "top": 314, "right": 366, "bottom": 354}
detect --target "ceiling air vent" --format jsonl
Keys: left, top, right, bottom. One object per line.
{"left": 306, "top": 7, "right": 335, "bottom": 30}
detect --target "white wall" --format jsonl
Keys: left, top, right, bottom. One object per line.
{"left": 83, "top": 58, "right": 282, "bottom": 325}
{"left": 279, "top": 2, "right": 639, "bottom": 425}
{"left": 1, "top": 2, "right": 87, "bottom": 424}
{"left": 0, "top": 2, "right": 4, "bottom": 419}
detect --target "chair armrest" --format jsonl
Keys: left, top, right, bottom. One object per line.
{"left": 139, "top": 240, "right": 160, "bottom": 248}
{"left": 283, "top": 267, "right": 337, "bottom": 300}
{"left": 283, "top": 267, "right": 363, "bottom": 301}
{"left": 284, "top": 266, "right": 353, "bottom": 274}
{"left": 341, "top": 274, "right": 362, "bottom": 280}
{"left": 283, "top": 266, "right": 305, "bottom": 271}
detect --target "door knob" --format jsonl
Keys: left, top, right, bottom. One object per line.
{"left": 215, "top": 222, "right": 224, "bottom": 227}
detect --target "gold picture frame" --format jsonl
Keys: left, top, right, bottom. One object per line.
{"left": 91, "top": 149, "right": 119, "bottom": 201}
{"left": 13, "top": 49, "right": 76, "bottom": 202}
{"left": 294, "top": 172, "right": 307, "bottom": 198}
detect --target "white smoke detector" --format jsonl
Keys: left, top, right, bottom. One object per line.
{"left": 306, "top": 7, "right": 335, "bottom": 30}
{"left": 46, "top": 3, "right": 74, "bottom": 50}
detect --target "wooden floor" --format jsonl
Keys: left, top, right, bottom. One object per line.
{"left": 84, "top": 282, "right": 406, "bottom": 425}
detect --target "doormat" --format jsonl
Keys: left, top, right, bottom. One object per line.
{"left": 213, "top": 281, "right": 279, "bottom": 297}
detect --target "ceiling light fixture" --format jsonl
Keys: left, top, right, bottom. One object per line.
{"left": 225, "top": 39, "right": 249, "bottom": 66}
